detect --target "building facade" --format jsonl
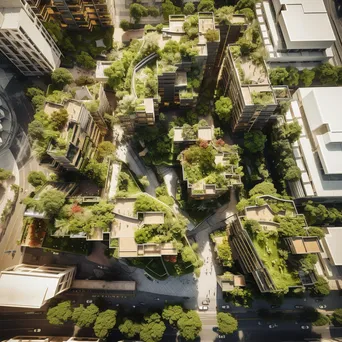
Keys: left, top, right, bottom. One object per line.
{"left": 45, "top": 100, "right": 103, "bottom": 172}
{"left": 29, "top": 0, "right": 112, "bottom": 30}
{"left": 256, "top": 0, "right": 335, "bottom": 67}
{"left": 0, "top": 264, "right": 76, "bottom": 308}
{"left": 286, "top": 88, "right": 342, "bottom": 202}
{"left": 0, "top": 0, "right": 62, "bottom": 76}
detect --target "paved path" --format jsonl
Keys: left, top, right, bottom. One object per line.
{"left": 116, "top": 142, "right": 159, "bottom": 196}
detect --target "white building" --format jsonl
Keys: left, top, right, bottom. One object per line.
{"left": 0, "top": 264, "right": 76, "bottom": 308}
{"left": 286, "top": 87, "right": 342, "bottom": 201}
{"left": 0, "top": 0, "right": 62, "bottom": 76}
{"left": 256, "top": 0, "right": 335, "bottom": 67}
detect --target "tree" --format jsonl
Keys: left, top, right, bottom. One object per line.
{"left": 28, "top": 171, "right": 47, "bottom": 187}
{"left": 308, "top": 227, "right": 325, "bottom": 239}
{"left": 311, "top": 276, "right": 330, "bottom": 296}
{"left": 148, "top": 6, "right": 160, "bottom": 17}
{"left": 217, "top": 312, "right": 238, "bottom": 334}
{"left": 130, "top": 3, "right": 148, "bottom": 23}
{"left": 0, "top": 168, "right": 13, "bottom": 182}
{"left": 26, "top": 87, "right": 44, "bottom": 99}
{"left": 315, "top": 63, "right": 338, "bottom": 85}
{"left": 269, "top": 68, "right": 289, "bottom": 85}
{"left": 235, "top": 0, "right": 255, "bottom": 10}
{"left": 72, "top": 304, "right": 99, "bottom": 327}
{"left": 283, "top": 121, "right": 302, "bottom": 143}
{"left": 332, "top": 309, "right": 342, "bottom": 325}
{"left": 75, "top": 75, "right": 95, "bottom": 86}
{"left": 120, "top": 19, "right": 131, "bottom": 31}
{"left": 28, "top": 120, "right": 45, "bottom": 141}
{"left": 244, "top": 131, "right": 266, "bottom": 153}
{"left": 300, "top": 254, "right": 318, "bottom": 274}
{"left": 43, "top": 21, "right": 63, "bottom": 43}
{"left": 76, "top": 51, "right": 96, "bottom": 69}
{"left": 300, "top": 68, "right": 315, "bottom": 87}
{"left": 51, "top": 68, "right": 73, "bottom": 88}
{"left": 181, "top": 246, "right": 198, "bottom": 265}
{"left": 119, "top": 319, "right": 141, "bottom": 338}
{"left": 83, "top": 159, "right": 108, "bottom": 187}
{"left": 249, "top": 181, "right": 277, "bottom": 196}
{"left": 215, "top": 96, "right": 233, "bottom": 122}
{"left": 217, "top": 237, "right": 232, "bottom": 266}
{"left": 162, "top": 305, "right": 184, "bottom": 325}
{"left": 140, "top": 312, "right": 166, "bottom": 342}
{"left": 104, "top": 60, "right": 126, "bottom": 89}
{"left": 39, "top": 189, "right": 66, "bottom": 217}
{"left": 184, "top": 2, "right": 195, "bottom": 15}
{"left": 93, "top": 310, "right": 117, "bottom": 338}
{"left": 47, "top": 301, "right": 72, "bottom": 325}
{"left": 216, "top": 6, "right": 234, "bottom": 25}
{"left": 177, "top": 311, "right": 202, "bottom": 341}
{"left": 31, "top": 95, "right": 46, "bottom": 111}
{"left": 285, "top": 67, "right": 299, "bottom": 86}
{"left": 284, "top": 165, "right": 301, "bottom": 181}
{"left": 236, "top": 7, "right": 255, "bottom": 21}
{"left": 139, "top": 175, "right": 150, "bottom": 188}
{"left": 204, "top": 29, "right": 219, "bottom": 42}
{"left": 97, "top": 141, "right": 116, "bottom": 160}
{"left": 198, "top": 0, "right": 214, "bottom": 11}
{"left": 162, "top": 0, "right": 176, "bottom": 20}
{"left": 51, "top": 109, "right": 68, "bottom": 130}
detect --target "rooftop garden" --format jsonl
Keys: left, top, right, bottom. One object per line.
{"left": 211, "top": 230, "right": 233, "bottom": 267}
{"left": 135, "top": 65, "right": 158, "bottom": 99}
{"left": 251, "top": 91, "right": 275, "bottom": 105}
{"left": 116, "top": 167, "right": 142, "bottom": 198}
{"left": 181, "top": 139, "right": 242, "bottom": 187}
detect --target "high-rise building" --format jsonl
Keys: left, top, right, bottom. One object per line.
{"left": 32, "top": 0, "right": 112, "bottom": 30}
{"left": 0, "top": 0, "right": 62, "bottom": 76}
{"left": 0, "top": 264, "right": 76, "bottom": 308}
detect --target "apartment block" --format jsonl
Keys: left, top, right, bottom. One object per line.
{"left": 220, "top": 45, "right": 282, "bottom": 133}
{"left": 45, "top": 100, "right": 103, "bottom": 171}
{"left": 0, "top": 264, "right": 76, "bottom": 308}
{"left": 286, "top": 88, "right": 342, "bottom": 202}
{"left": 256, "top": 0, "right": 335, "bottom": 67}
{"left": 0, "top": 0, "right": 62, "bottom": 76}
{"left": 30, "top": 0, "right": 112, "bottom": 30}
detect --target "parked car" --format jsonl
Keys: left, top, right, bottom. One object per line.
{"left": 199, "top": 305, "right": 209, "bottom": 311}
{"left": 33, "top": 329, "right": 41, "bottom": 332}
{"left": 295, "top": 305, "right": 304, "bottom": 309}
{"left": 86, "top": 300, "right": 93, "bottom": 304}
{"left": 221, "top": 305, "right": 230, "bottom": 310}
{"left": 202, "top": 299, "right": 210, "bottom": 305}
{"left": 319, "top": 304, "right": 327, "bottom": 309}
{"left": 301, "top": 326, "right": 309, "bottom": 330}
{"left": 268, "top": 324, "right": 278, "bottom": 329}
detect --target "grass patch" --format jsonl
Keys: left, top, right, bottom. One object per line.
{"left": 42, "top": 236, "right": 91, "bottom": 255}
{"left": 117, "top": 166, "right": 142, "bottom": 197}
{"left": 252, "top": 235, "right": 300, "bottom": 289}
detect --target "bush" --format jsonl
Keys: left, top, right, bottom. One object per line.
{"left": 28, "top": 171, "right": 47, "bottom": 188}
{"left": 311, "top": 276, "right": 330, "bottom": 297}
{"left": 51, "top": 68, "right": 73, "bottom": 88}
{"left": 120, "top": 19, "right": 131, "bottom": 31}
{"left": 75, "top": 75, "right": 95, "bottom": 86}
{"left": 76, "top": 51, "right": 96, "bottom": 69}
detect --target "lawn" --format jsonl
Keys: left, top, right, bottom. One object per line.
{"left": 117, "top": 167, "right": 142, "bottom": 196}
{"left": 252, "top": 236, "right": 300, "bottom": 289}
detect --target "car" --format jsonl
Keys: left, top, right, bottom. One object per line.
{"left": 199, "top": 305, "right": 209, "bottom": 311}
{"left": 268, "top": 324, "right": 278, "bottom": 329}
{"left": 218, "top": 335, "right": 226, "bottom": 339}
{"left": 319, "top": 304, "right": 327, "bottom": 309}
{"left": 295, "top": 305, "right": 304, "bottom": 309}
{"left": 86, "top": 300, "right": 93, "bottom": 304}
{"left": 301, "top": 326, "right": 309, "bottom": 330}
{"left": 33, "top": 329, "right": 41, "bottom": 332}
{"left": 271, "top": 305, "right": 280, "bottom": 309}
{"left": 221, "top": 305, "right": 230, "bottom": 310}
{"left": 202, "top": 299, "right": 210, "bottom": 305}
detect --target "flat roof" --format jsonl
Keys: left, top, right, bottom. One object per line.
{"left": 296, "top": 88, "right": 342, "bottom": 175}
{"left": 280, "top": 1, "right": 335, "bottom": 45}
{"left": 0, "top": 8, "right": 20, "bottom": 30}
{"left": 0, "top": 273, "right": 58, "bottom": 308}
{"left": 142, "top": 212, "right": 165, "bottom": 225}
{"left": 290, "top": 237, "right": 322, "bottom": 254}
{"left": 324, "top": 228, "right": 342, "bottom": 265}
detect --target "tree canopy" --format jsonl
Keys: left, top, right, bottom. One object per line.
{"left": 311, "top": 276, "right": 330, "bottom": 297}
{"left": 0, "top": 168, "right": 13, "bottom": 182}
{"left": 97, "top": 141, "right": 116, "bottom": 160}
{"left": 51, "top": 68, "right": 73, "bottom": 88}
{"left": 93, "top": 310, "right": 117, "bottom": 338}
{"left": 162, "top": 0, "right": 176, "bottom": 20}
{"left": 235, "top": 0, "right": 256, "bottom": 10}
{"left": 198, "top": 0, "right": 214, "bottom": 11}
{"left": 177, "top": 310, "right": 202, "bottom": 341}
{"left": 215, "top": 96, "right": 233, "bottom": 122}
{"left": 140, "top": 313, "right": 166, "bottom": 342}
{"left": 244, "top": 131, "right": 266, "bottom": 153}
{"left": 162, "top": 305, "right": 184, "bottom": 325}
{"left": 249, "top": 181, "right": 277, "bottom": 196}
{"left": 28, "top": 171, "right": 47, "bottom": 187}
{"left": 47, "top": 301, "right": 73, "bottom": 325}
{"left": 72, "top": 304, "right": 99, "bottom": 327}
{"left": 76, "top": 52, "right": 96, "bottom": 69}
{"left": 83, "top": 160, "right": 108, "bottom": 187}
{"left": 217, "top": 312, "right": 238, "bottom": 334}
{"left": 333, "top": 309, "right": 342, "bottom": 325}
{"left": 183, "top": 2, "right": 195, "bottom": 15}
{"left": 119, "top": 319, "right": 141, "bottom": 339}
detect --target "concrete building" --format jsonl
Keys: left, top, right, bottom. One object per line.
{"left": 45, "top": 100, "right": 103, "bottom": 172}
{"left": 0, "top": 0, "right": 62, "bottom": 76}
{"left": 286, "top": 88, "right": 342, "bottom": 202}
{"left": 0, "top": 264, "right": 76, "bottom": 308}
{"left": 220, "top": 45, "right": 290, "bottom": 133}
{"left": 29, "top": 0, "right": 112, "bottom": 30}
{"left": 173, "top": 125, "right": 214, "bottom": 143}
{"left": 256, "top": 0, "right": 335, "bottom": 67}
